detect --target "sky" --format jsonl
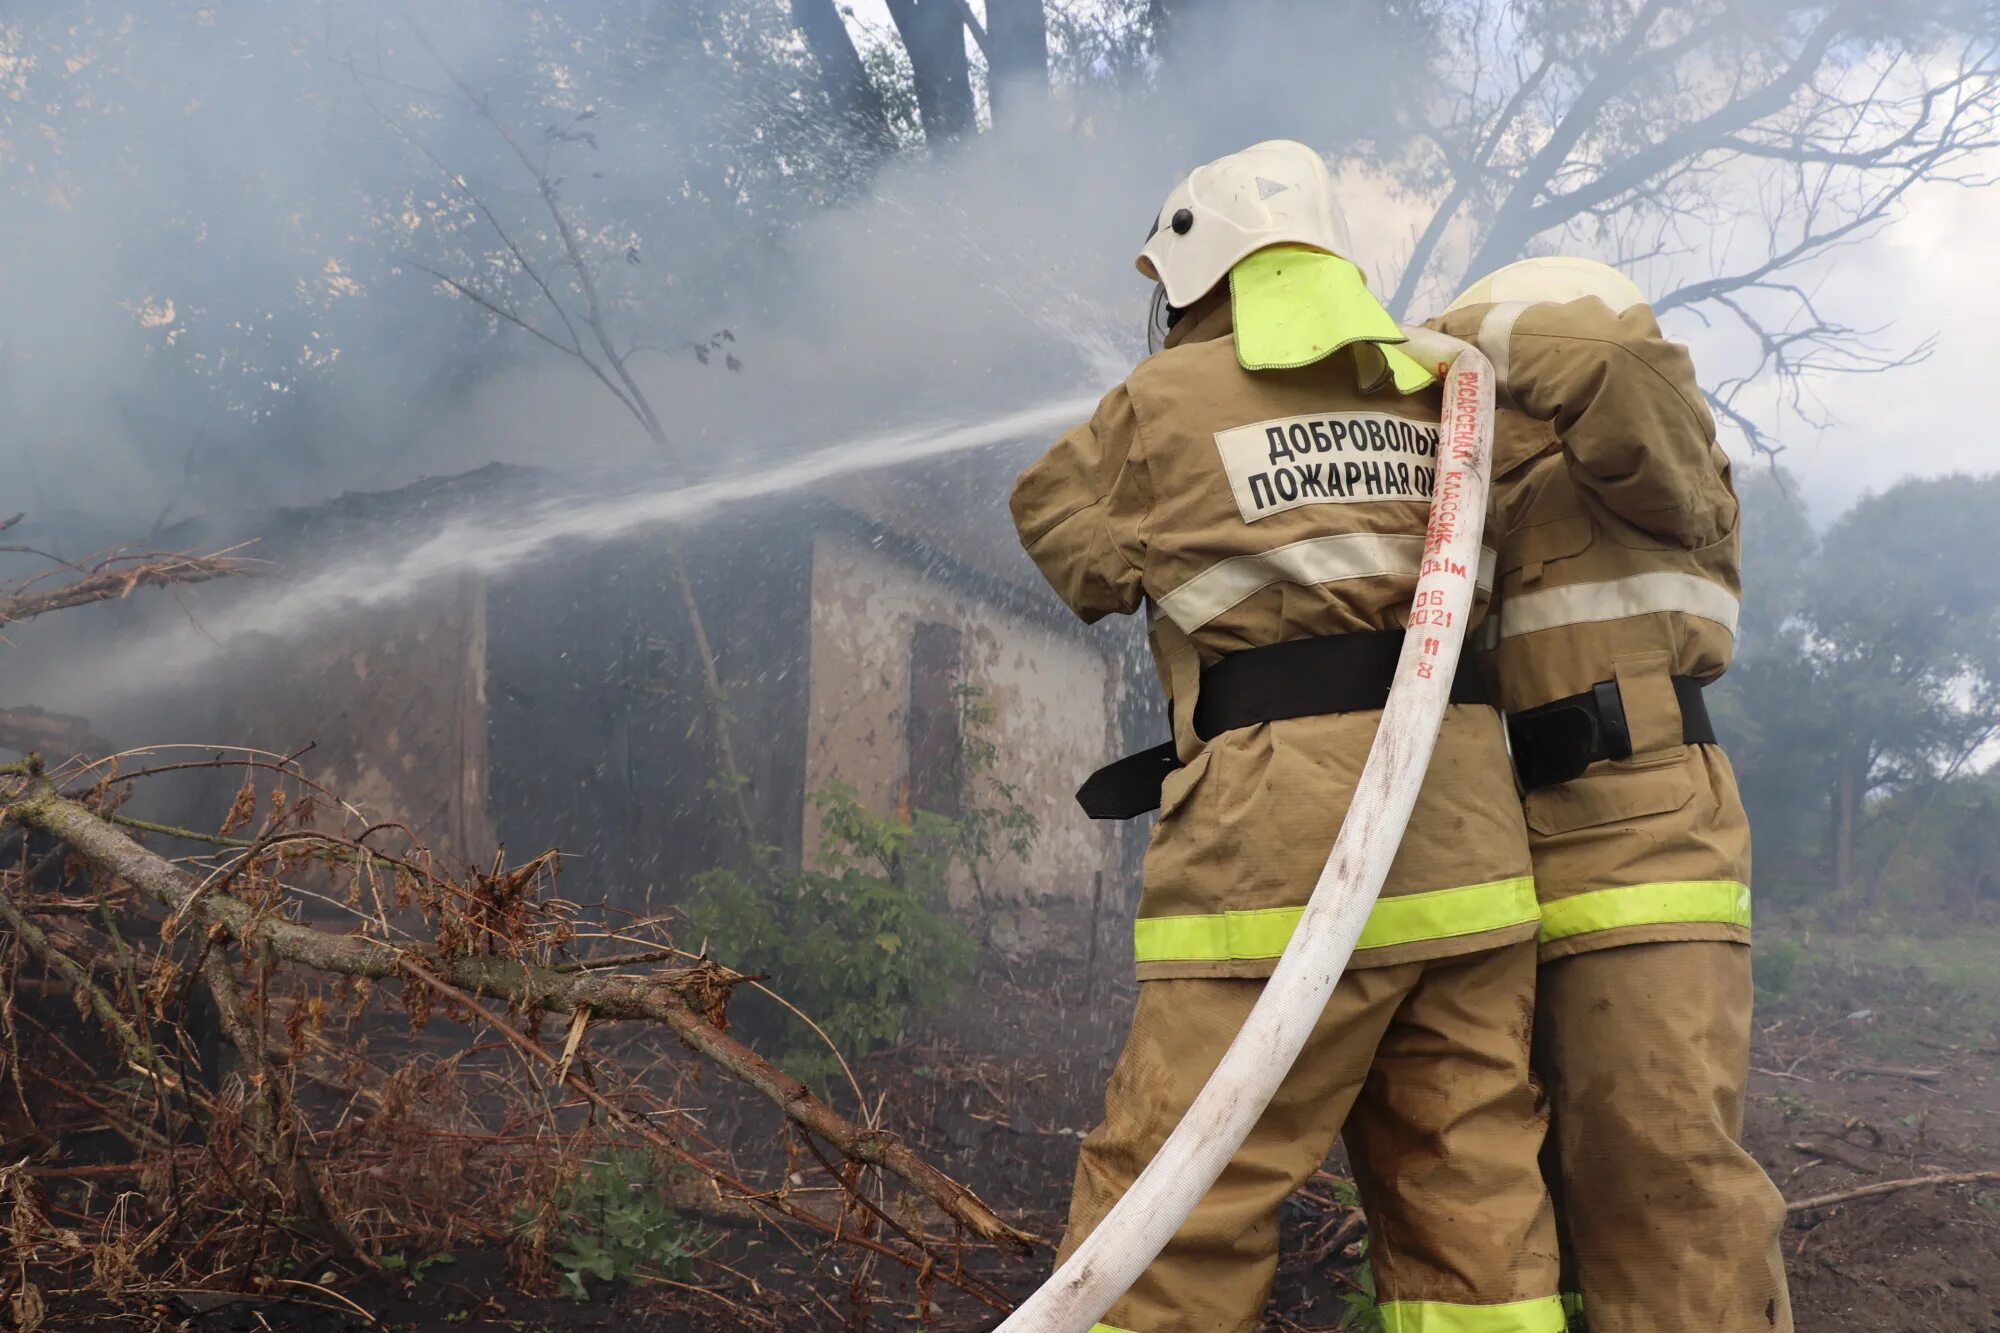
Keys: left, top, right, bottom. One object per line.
{"left": 1749, "top": 175, "right": 1997, "bottom": 520}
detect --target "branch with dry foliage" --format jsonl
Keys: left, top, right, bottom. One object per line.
{"left": 0, "top": 746, "right": 1033, "bottom": 1323}
{"left": 0, "top": 546, "right": 249, "bottom": 629}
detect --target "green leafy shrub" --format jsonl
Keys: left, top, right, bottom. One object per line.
{"left": 689, "top": 687, "right": 1035, "bottom": 1079}
{"left": 517, "top": 1148, "right": 708, "bottom": 1301}
{"left": 1340, "top": 1239, "right": 1386, "bottom": 1332}
{"left": 1753, "top": 935, "right": 1804, "bottom": 1008}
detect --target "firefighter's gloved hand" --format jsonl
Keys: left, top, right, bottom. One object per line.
{"left": 1427, "top": 303, "right": 1545, "bottom": 409}
{"left": 1395, "top": 324, "right": 1473, "bottom": 380}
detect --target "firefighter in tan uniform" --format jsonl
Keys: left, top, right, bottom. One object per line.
{"left": 1010, "top": 141, "right": 1565, "bottom": 1333}
{"left": 1381, "top": 258, "right": 1790, "bottom": 1331}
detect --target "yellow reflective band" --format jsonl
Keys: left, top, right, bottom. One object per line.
{"left": 1133, "top": 876, "right": 1539, "bottom": 964}
{"left": 1538, "top": 879, "right": 1751, "bottom": 944}
{"left": 1561, "top": 1292, "right": 1586, "bottom": 1323}
{"left": 1380, "top": 1295, "right": 1570, "bottom": 1333}
{"left": 1231, "top": 244, "right": 1409, "bottom": 372}
{"left": 1088, "top": 1325, "right": 1139, "bottom": 1333}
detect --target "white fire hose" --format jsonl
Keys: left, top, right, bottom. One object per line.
{"left": 999, "top": 332, "right": 1496, "bottom": 1333}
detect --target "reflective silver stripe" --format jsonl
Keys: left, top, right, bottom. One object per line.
{"left": 1498, "top": 570, "right": 1739, "bottom": 640}
{"left": 1156, "top": 533, "right": 1497, "bottom": 634}
{"left": 1476, "top": 301, "right": 1531, "bottom": 398}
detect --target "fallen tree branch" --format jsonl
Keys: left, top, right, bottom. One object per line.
{"left": 395, "top": 956, "right": 1019, "bottom": 1312}
{"left": 199, "top": 938, "right": 378, "bottom": 1271}
{"left": 4, "top": 778, "right": 1039, "bottom": 1258}
{"left": 1788, "top": 1139, "right": 1877, "bottom": 1176}
{"left": 392, "top": 956, "right": 763, "bottom": 1227}
{"left": 1834, "top": 1063, "right": 1943, "bottom": 1084}
{"left": 1787, "top": 1169, "right": 2000, "bottom": 1213}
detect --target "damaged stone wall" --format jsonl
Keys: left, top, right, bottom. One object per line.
{"left": 183, "top": 577, "right": 494, "bottom": 864}
{"left": 803, "top": 527, "right": 1120, "bottom": 953}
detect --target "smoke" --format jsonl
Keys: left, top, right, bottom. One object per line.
{"left": 2, "top": 0, "right": 1993, "bottom": 689}
{"left": 0, "top": 1, "right": 1446, "bottom": 534}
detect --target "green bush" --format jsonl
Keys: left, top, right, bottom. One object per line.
{"left": 689, "top": 689, "right": 1036, "bottom": 1079}
{"left": 691, "top": 784, "right": 979, "bottom": 1077}
{"left": 1340, "top": 1238, "right": 1386, "bottom": 1332}
{"left": 1753, "top": 935, "right": 1804, "bottom": 1008}
{"left": 519, "top": 1147, "right": 708, "bottom": 1301}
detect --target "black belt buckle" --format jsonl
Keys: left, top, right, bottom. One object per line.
{"left": 1591, "top": 679, "right": 1634, "bottom": 761}
{"left": 1508, "top": 702, "right": 1596, "bottom": 790}
{"left": 1076, "top": 741, "right": 1181, "bottom": 820}
{"left": 1509, "top": 681, "right": 1632, "bottom": 791}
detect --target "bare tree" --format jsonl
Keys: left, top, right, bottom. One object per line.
{"left": 1380, "top": 0, "right": 2000, "bottom": 454}
{"left": 790, "top": 0, "right": 1052, "bottom": 144}
{"left": 350, "top": 39, "right": 764, "bottom": 854}
{"left": 987, "top": 0, "right": 1053, "bottom": 120}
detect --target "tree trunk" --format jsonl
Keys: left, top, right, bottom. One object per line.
{"left": 985, "top": 0, "right": 1048, "bottom": 125}
{"left": 885, "top": 0, "right": 975, "bottom": 144}
{"left": 1832, "top": 751, "right": 1859, "bottom": 904}
{"left": 787, "top": 0, "right": 898, "bottom": 157}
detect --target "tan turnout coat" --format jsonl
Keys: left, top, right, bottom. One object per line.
{"left": 1436, "top": 296, "right": 1751, "bottom": 958}
{"left": 1012, "top": 299, "right": 1537, "bottom": 980}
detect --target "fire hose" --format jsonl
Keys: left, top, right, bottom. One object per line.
{"left": 998, "top": 331, "right": 1496, "bottom": 1333}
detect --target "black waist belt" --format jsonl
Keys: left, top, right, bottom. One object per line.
{"left": 1507, "top": 674, "right": 1717, "bottom": 793}
{"left": 1076, "top": 630, "right": 1488, "bottom": 821}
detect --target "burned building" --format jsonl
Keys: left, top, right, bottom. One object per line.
{"left": 144, "top": 449, "right": 1133, "bottom": 953}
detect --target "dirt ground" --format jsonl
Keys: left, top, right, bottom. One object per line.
{"left": 64, "top": 928, "right": 2000, "bottom": 1332}
{"left": 844, "top": 930, "right": 2000, "bottom": 1333}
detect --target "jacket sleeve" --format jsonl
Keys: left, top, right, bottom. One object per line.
{"left": 1008, "top": 383, "right": 1149, "bottom": 623}
{"left": 1442, "top": 298, "right": 1737, "bottom": 547}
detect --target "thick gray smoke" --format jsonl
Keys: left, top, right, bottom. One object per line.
{"left": 2, "top": 0, "right": 1992, "bottom": 716}
{"left": 0, "top": 0, "right": 1442, "bottom": 536}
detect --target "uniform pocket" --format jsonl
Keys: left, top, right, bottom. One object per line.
{"left": 1523, "top": 750, "right": 1694, "bottom": 836}
{"left": 1500, "top": 514, "right": 1593, "bottom": 592}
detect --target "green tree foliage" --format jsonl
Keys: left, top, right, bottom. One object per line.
{"left": 1711, "top": 467, "right": 1827, "bottom": 890}
{"left": 1859, "top": 775, "right": 2000, "bottom": 912}
{"left": 1806, "top": 473, "right": 2000, "bottom": 902}
{"left": 1725, "top": 471, "right": 2000, "bottom": 909}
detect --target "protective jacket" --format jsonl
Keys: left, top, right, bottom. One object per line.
{"left": 1434, "top": 295, "right": 1750, "bottom": 958}
{"left": 1011, "top": 299, "right": 1538, "bottom": 979}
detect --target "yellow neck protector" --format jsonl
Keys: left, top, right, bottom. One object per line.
{"left": 1230, "top": 244, "right": 1435, "bottom": 393}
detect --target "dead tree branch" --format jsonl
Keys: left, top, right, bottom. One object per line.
{"left": 3, "top": 776, "right": 1037, "bottom": 1258}
{"left": 0, "top": 550, "right": 248, "bottom": 629}
{"left": 0, "top": 880, "right": 181, "bottom": 1147}
{"left": 198, "top": 941, "right": 378, "bottom": 1270}
{"left": 1787, "top": 1169, "right": 2000, "bottom": 1213}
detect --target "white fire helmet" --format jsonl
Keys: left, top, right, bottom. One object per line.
{"left": 1137, "top": 139, "right": 1354, "bottom": 310}
{"left": 1445, "top": 256, "right": 1646, "bottom": 314}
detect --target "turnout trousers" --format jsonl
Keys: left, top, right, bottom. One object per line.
{"left": 1535, "top": 941, "right": 1791, "bottom": 1332}
{"left": 1057, "top": 941, "right": 1564, "bottom": 1333}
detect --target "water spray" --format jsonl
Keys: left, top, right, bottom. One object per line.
{"left": 26, "top": 393, "right": 1100, "bottom": 710}
{"left": 998, "top": 332, "right": 1495, "bottom": 1333}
